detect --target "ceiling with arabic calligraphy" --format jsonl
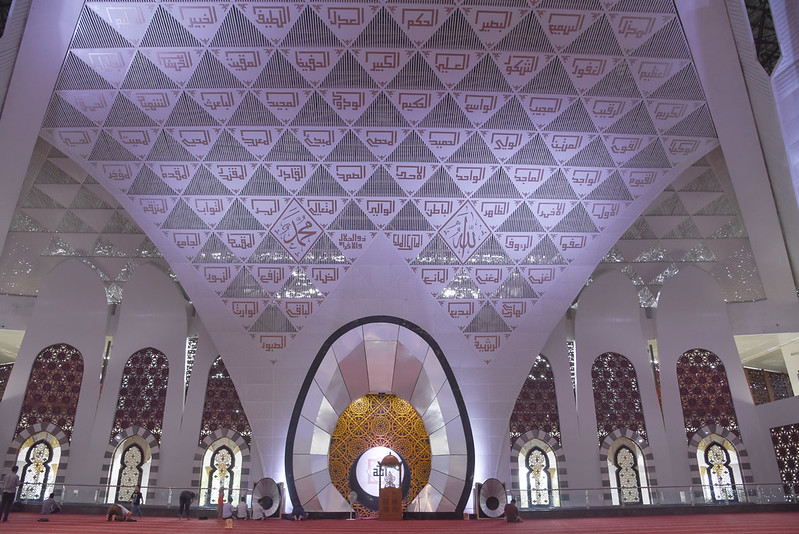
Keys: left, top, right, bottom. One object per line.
{"left": 1, "top": 0, "right": 736, "bottom": 358}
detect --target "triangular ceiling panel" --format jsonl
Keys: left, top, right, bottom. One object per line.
{"left": 35, "top": 0, "right": 721, "bottom": 356}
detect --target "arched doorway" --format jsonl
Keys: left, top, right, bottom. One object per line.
{"left": 286, "top": 316, "right": 474, "bottom": 516}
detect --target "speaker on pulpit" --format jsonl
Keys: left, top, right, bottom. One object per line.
{"left": 377, "top": 453, "right": 403, "bottom": 521}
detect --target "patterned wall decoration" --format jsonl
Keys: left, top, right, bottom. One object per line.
{"left": 676, "top": 348, "right": 739, "bottom": 442}
{"left": 36, "top": 0, "right": 719, "bottom": 357}
{"left": 0, "top": 363, "right": 13, "bottom": 400}
{"left": 16, "top": 343, "right": 83, "bottom": 440}
{"left": 744, "top": 367, "right": 770, "bottom": 405}
{"left": 0, "top": 138, "right": 172, "bottom": 303}
{"left": 770, "top": 422, "right": 799, "bottom": 502}
{"left": 4, "top": 423, "right": 71, "bottom": 498}
{"left": 768, "top": 371, "right": 794, "bottom": 400}
{"left": 591, "top": 352, "right": 647, "bottom": 444}
{"left": 199, "top": 356, "right": 252, "bottom": 445}
{"left": 328, "top": 393, "right": 431, "bottom": 518}
{"left": 594, "top": 154, "right": 765, "bottom": 307}
{"left": 509, "top": 354, "right": 560, "bottom": 445}
{"left": 744, "top": 367, "right": 793, "bottom": 405}
{"left": 110, "top": 347, "right": 169, "bottom": 439}
{"left": 599, "top": 428, "right": 657, "bottom": 505}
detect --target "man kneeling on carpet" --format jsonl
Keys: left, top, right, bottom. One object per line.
{"left": 106, "top": 503, "right": 133, "bottom": 522}
{"left": 41, "top": 493, "right": 61, "bottom": 515}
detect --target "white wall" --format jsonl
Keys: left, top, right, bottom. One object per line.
{"left": 657, "top": 266, "right": 781, "bottom": 485}
{"left": 574, "top": 271, "right": 674, "bottom": 502}
{"left": 0, "top": 259, "right": 108, "bottom": 491}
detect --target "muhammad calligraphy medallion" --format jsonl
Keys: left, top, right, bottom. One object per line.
{"left": 271, "top": 199, "right": 322, "bottom": 261}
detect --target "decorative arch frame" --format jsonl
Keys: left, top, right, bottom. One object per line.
{"left": 192, "top": 428, "right": 251, "bottom": 505}
{"left": 4, "top": 424, "right": 70, "bottom": 496}
{"left": 686, "top": 425, "right": 753, "bottom": 502}
{"left": 599, "top": 428, "right": 657, "bottom": 505}
{"left": 100, "top": 425, "right": 160, "bottom": 502}
{"left": 286, "top": 316, "right": 474, "bottom": 516}
{"left": 510, "top": 429, "right": 567, "bottom": 507}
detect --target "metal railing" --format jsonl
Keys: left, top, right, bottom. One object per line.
{"left": 21, "top": 483, "right": 256, "bottom": 509}
{"left": 512, "top": 483, "right": 796, "bottom": 510}
{"left": 18, "top": 481, "right": 798, "bottom": 511}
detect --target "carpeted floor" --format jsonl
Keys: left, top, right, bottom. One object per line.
{"left": 1, "top": 512, "right": 798, "bottom": 533}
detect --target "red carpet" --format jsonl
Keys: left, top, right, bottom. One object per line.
{"left": 1, "top": 512, "right": 798, "bottom": 533}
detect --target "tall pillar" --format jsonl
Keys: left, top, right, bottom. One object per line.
{"left": 780, "top": 340, "right": 799, "bottom": 395}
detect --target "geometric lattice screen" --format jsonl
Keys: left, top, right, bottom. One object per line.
{"left": 40, "top": 1, "right": 718, "bottom": 357}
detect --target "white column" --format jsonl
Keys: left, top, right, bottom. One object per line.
{"left": 0, "top": 260, "right": 109, "bottom": 502}
{"left": 781, "top": 340, "right": 799, "bottom": 395}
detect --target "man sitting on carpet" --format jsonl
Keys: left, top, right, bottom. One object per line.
{"left": 221, "top": 498, "right": 234, "bottom": 522}
{"left": 503, "top": 498, "right": 522, "bottom": 523}
{"left": 251, "top": 497, "right": 265, "bottom": 520}
{"left": 236, "top": 496, "right": 249, "bottom": 520}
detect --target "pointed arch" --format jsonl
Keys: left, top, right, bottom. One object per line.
{"left": 599, "top": 428, "right": 657, "bottom": 506}
{"left": 687, "top": 425, "right": 753, "bottom": 503}
{"left": 193, "top": 429, "right": 250, "bottom": 506}
{"left": 4, "top": 424, "right": 70, "bottom": 502}
{"left": 100, "top": 425, "right": 160, "bottom": 503}
{"left": 510, "top": 430, "right": 566, "bottom": 508}
{"left": 286, "top": 316, "right": 474, "bottom": 516}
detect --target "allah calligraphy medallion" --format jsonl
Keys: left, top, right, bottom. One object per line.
{"left": 440, "top": 203, "right": 490, "bottom": 262}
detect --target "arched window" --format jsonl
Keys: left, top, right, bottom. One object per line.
{"left": 117, "top": 443, "right": 143, "bottom": 500}
{"left": 199, "top": 437, "right": 242, "bottom": 507}
{"left": 607, "top": 437, "right": 650, "bottom": 505}
{"left": 591, "top": 353, "right": 647, "bottom": 444}
{"left": 16, "top": 431, "right": 62, "bottom": 502}
{"left": 509, "top": 355, "right": 561, "bottom": 445}
{"left": 527, "top": 447, "right": 549, "bottom": 505}
{"left": 511, "top": 431, "right": 564, "bottom": 510}
{"left": 519, "top": 440, "right": 559, "bottom": 508}
{"left": 16, "top": 344, "right": 83, "bottom": 440}
{"left": 676, "top": 349, "right": 739, "bottom": 442}
{"left": 696, "top": 434, "right": 745, "bottom": 503}
{"left": 111, "top": 348, "right": 169, "bottom": 440}
{"left": 106, "top": 434, "right": 153, "bottom": 503}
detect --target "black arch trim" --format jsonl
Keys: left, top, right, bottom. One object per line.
{"left": 284, "top": 315, "right": 475, "bottom": 517}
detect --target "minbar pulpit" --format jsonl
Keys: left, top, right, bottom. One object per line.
{"left": 377, "top": 453, "right": 403, "bottom": 520}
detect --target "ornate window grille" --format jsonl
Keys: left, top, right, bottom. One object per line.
{"left": 705, "top": 443, "right": 737, "bottom": 502}
{"left": 696, "top": 434, "right": 745, "bottom": 503}
{"left": 115, "top": 443, "right": 144, "bottom": 502}
{"left": 20, "top": 439, "right": 52, "bottom": 501}
{"left": 106, "top": 435, "right": 152, "bottom": 504}
{"left": 200, "top": 439, "right": 241, "bottom": 507}
{"left": 516, "top": 437, "right": 559, "bottom": 509}
{"left": 525, "top": 447, "right": 551, "bottom": 506}
{"left": 614, "top": 445, "right": 642, "bottom": 504}
{"left": 607, "top": 437, "right": 650, "bottom": 505}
